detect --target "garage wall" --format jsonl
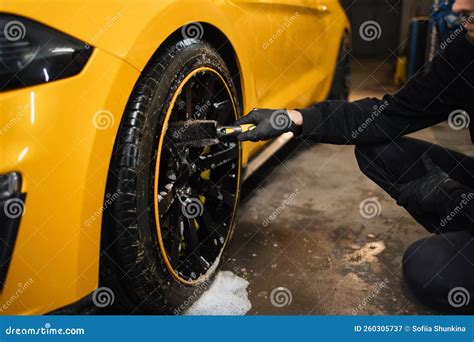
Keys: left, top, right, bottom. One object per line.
{"left": 398, "top": 0, "right": 433, "bottom": 51}
{"left": 339, "top": 0, "right": 434, "bottom": 59}
{"left": 339, "top": 0, "right": 402, "bottom": 59}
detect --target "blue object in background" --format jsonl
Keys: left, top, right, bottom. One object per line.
{"left": 426, "top": 0, "right": 463, "bottom": 62}
{"left": 407, "top": 18, "right": 430, "bottom": 78}
{"left": 431, "top": 0, "right": 462, "bottom": 44}
{"left": 408, "top": 0, "right": 463, "bottom": 78}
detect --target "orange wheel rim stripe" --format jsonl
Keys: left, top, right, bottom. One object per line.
{"left": 153, "top": 67, "right": 241, "bottom": 285}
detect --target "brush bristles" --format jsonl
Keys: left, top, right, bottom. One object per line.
{"left": 167, "top": 120, "right": 218, "bottom": 147}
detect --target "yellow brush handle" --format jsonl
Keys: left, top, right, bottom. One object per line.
{"left": 240, "top": 124, "right": 256, "bottom": 132}
{"left": 217, "top": 124, "right": 256, "bottom": 137}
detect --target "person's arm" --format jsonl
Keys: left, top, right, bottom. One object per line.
{"left": 235, "top": 34, "right": 470, "bottom": 143}
{"left": 297, "top": 44, "right": 465, "bottom": 144}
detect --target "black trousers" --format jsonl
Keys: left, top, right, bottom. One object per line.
{"left": 355, "top": 137, "right": 474, "bottom": 312}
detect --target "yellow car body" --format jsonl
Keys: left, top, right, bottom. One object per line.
{"left": 0, "top": 0, "right": 349, "bottom": 314}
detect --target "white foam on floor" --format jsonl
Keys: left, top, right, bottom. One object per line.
{"left": 185, "top": 271, "right": 251, "bottom": 315}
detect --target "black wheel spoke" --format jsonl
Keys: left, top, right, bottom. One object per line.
{"left": 158, "top": 183, "right": 176, "bottom": 217}
{"left": 168, "top": 202, "right": 182, "bottom": 266}
{"left": 183, "top": 215, "right": 200, "bottom": 253}
{"left": 182, "top": 215, "right": 205, "bottom": 274}
{"left": 212, "top": 100, "right": 232, "bottom": 123}
{"left": 198, "top": 76, "right": 216, "bottom": 118}
{"left": 185, "top": 81, "right": 193, "bottom": 119}
{"left": 197, "top": 208, "right": 227, "bottom": 243}
{"left": 196, "top": 179, "right": 236, "bottom": 208}
{"left": 195, "top": 143, "right": 238, "bottom": 171}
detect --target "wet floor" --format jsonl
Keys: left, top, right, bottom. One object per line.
{"left": 222, "top": 60, "right": 473, "bottom": 315}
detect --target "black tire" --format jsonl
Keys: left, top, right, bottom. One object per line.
{"left": 101, "top": 38, "right": 241, "bottom": 313}
{"left": 328, "top": 34, "right": 350, "bottom": 100}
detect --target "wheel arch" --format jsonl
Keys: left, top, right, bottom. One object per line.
{"left": 98, "top": 21, "right": 245, "bottom": 292}
{"left": 138, "top": 22, "right": 245, "bottom": 114}
{"left": 200, "top": 23, "right": 244, "bottom": 114}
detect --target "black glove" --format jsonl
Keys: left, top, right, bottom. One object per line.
{"left": 234, "top": 109, "right": 300, "bottom": 142}
{"left": 397, "top": 154, "right": 467, "bottom": 216}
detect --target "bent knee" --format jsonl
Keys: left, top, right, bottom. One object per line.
{"left": 402, "top": 234, "right": 474, "bottom": 312}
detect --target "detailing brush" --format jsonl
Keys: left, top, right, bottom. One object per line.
{"left": 167, "top": 120, "right": 255, "bottom": 147}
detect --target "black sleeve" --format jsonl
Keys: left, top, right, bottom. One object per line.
{"left": 298, "top": 36, "right": 468, "bottom": 145}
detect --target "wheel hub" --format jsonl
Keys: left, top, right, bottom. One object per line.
{"left": 154, "top": 67, "right": 241, "bottom": 284}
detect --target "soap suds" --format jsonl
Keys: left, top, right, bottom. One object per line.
{"left": 185, "top": 271, "right": 251, "bottom": 315}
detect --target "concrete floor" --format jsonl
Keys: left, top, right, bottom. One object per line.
{"left": 222, "top": 60, "right": 473, "bottom": 315}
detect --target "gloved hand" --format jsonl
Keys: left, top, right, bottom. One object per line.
{"left": 397, "top": 154, "right": 466, "bottom": 216}
{"left": 234, "top": 109, "right": 301, "bottom": 142}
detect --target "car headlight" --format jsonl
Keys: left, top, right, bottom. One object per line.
{"left": 0, "top": 14, "right": 92, "bottom": 92}
{"left": 0, "top": 172, "right": 21, "bottom": 201}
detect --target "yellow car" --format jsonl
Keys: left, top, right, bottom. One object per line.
{"left": 0, "top": 0, "right": 350, "bottom": 314}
